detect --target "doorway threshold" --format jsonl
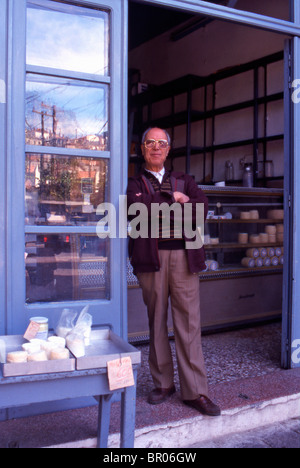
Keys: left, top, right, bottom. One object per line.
{"left": 136, "top": 321, "right": 283, "bottom": 395}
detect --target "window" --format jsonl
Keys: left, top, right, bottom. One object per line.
{"left": 25, "top": 0, "right": 111, "bottom": 303}
{"left": 26, "top": 2, "right": 109, "bottom": 75}
{"left": 25, "top": 76, "right": 109, "bottom": 150}
{"left": 25, "top": 154, "right": 109, "bottom": 226}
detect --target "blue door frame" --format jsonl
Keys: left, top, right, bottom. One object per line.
{"left": 285, "top": 0, "right": 300, "bottom": 368}
{"left": 0, "top": 1, "right": 7, "bottom": 337}
{"left": 0, "top": 1, "right": 299, "bottom": 413}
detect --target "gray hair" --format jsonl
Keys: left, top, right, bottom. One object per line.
{"left": 141, "top": 127, "right": 171, "bottom": 146}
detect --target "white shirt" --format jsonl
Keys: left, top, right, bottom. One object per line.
{"left": 145, "top": 167, "right": 165, "bottom": 184}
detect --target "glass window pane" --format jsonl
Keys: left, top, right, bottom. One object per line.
{"left": 27, "top": 3, "right": 109, "bottom": 76}
{"left": 26, "top": 76, "right": 109, "bottom": 150}
{"left": 25, "top": 234, "right": 110, "bottom": 303}
{"left": 25, "top": 154, "right": 109, "bottom": 226}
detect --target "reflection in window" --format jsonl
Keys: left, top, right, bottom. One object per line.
{"left": 27, "top": 2, "right": 109, "bottom": 75}
{"left": 25, "top": 154, "right": 109, "bottom": 226}
{"left": 25, "top": 76, "right": 109, "bottom": 150}
{"left": 25, "top": 234, "right": 110, "bottom": 303}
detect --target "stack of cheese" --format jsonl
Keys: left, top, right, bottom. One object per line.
{"left": 267, "top": 209, "right": 284, "bottom": 220}
{"left": 266, "top": 208, "right": 284, "bottom": 242}
{"left": 245, "top": 224, "right": 283, "bottom": 245}
{"left": 264, "top": 224, "right": 284, "bottom": 243}
{"left": 241, "top": 246, "right": 284, "bottom": 269}
{"left": 240, "top": 210, "right": 259, "bottom": 220}
{"left": 6, "top": 336, "right": 70, "bottom": 364}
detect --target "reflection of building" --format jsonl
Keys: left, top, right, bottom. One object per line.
{"left": 26, "top": 128, "right": 51, "bottom": 145}
{"left": 25, "top": 154, "right": 106, "bottom": 203}
{"left": 74, "top": 134, "right": 107, "bottom": 151}
{"left": 25, "top": 156, "right": 40, "bottom": 188}
{"left": 26, "top": 127, "right": 108, "bottom": 151}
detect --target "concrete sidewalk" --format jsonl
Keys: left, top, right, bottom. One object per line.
{"left": 2, "top": 369, "right": 300, "bottom": 448}
{"left": 188, "top": 417, "right": 300, "bottom": 448}
{"left": 45, "top": 368, "right": 300, "bottom": 448}
{"left": 0, "top": 322, "right": 299, "bottom": 448}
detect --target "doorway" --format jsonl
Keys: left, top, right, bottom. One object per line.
{"left": 127, "top": 0, "right": 290, "bottom": 370}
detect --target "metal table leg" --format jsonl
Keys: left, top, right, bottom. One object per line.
{"left": 120, "top": 369, "right": 138, "bottom": 448}
{"left": 97, "top": 393, "right": 113, "bottom": 448}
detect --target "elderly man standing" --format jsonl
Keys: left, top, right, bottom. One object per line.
{"left": 127, "top": 127, "right": 220, "bottom": 416}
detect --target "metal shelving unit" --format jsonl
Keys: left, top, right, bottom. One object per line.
{"left": 129, "top": 51, "right": 284, "bottom": 185}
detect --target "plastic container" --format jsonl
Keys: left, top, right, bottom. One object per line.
{"left": 29, "top": 317, "right": 49, "bottom": 340}
{"left": 205, "top": 260, "right": 219, "bottom": 271}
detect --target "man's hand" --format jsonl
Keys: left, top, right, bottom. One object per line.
{"left": 173, "top": 191, "right": 190, "bottom": 204}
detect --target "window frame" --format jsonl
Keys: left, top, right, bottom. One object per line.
{"left": 6, "top": 0, "right": 128, "bottom": 337}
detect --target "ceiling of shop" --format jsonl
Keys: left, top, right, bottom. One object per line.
{"left": 128, "top": 2, "right": 194, "bottom": 50}
{"left": 128, "top": 0, "right": 237, "bottom": 50}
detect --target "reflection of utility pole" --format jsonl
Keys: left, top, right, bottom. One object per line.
{"left": 32, "top": 107, "right": 46, "bottom": 145}
{"left": 42, "top": 102, "right": 57, "bottom": 146}
{"left": 52, "top": 105, "right": 57, "bottom": 142}
{"left": 32, "top": 102, "right": 57, "bottom": 146}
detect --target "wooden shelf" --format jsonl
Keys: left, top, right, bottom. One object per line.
{"left": 207, "top": 218, "right": 284, "bottom": 224}
{"left": 205, "top": 242, "right": 283, "bottom": 250}
{"left": 201, "top": 186, "right": 284, "bottom": 197}
{"left": 199, "top": 264, "right": 283, "bottom": 279}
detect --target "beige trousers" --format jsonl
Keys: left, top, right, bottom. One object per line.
{"left": 137, "top": 249, "right": 208, "bottom": 400}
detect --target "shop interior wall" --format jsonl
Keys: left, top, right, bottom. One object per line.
{"left": 228, "top": 0, "right": 289, "bottom": 21}
{"left": 129, "top": 0, "right": 288, "bottom": 185}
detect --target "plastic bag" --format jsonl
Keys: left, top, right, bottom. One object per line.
{"left": 55, "top": 306, "right": 92, "bottom": 357}
{"left": 55, "top": 309, "right": 77, "bottom": 338}
{"left": 65, "top": 306, "right": 93, "bottom": 357}
{"left": 74, "top": 306, "right": 92, "bottom": 346}
{"left": 66, "top": 330, "right": 85, "bottom": 358}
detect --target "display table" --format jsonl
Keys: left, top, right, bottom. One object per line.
{"left": 0, "top": 365, "right": 139, "bottom": 448}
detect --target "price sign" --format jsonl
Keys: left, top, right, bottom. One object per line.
{"left": 107, "top": 356, "right": 135, "bottom": 391}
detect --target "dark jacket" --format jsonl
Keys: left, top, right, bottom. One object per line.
{"left": 127, "top": 170, "right": 208, "bottom": 274}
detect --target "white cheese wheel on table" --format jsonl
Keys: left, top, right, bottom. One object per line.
{"left": 7, "top": 351, "right": 28, "bottom": 363}
{"left": 48, "top": 336, "right": 66, "bottom": 348}
{"left": 50, "top": 347, "right": 70, "bottom": 360}
{"left": 27, "top": 350, "right": 48, "bottom": 362}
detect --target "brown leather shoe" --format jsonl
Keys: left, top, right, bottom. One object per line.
{"left": 148, "top": 385, "right": 176, "bottom": 405}
{"left": 183, "top": 395, "right": 221, "bottom": 416}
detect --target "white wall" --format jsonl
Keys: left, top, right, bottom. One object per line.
{"left": 129, "top": 0, "right": 288, "bottom": 185}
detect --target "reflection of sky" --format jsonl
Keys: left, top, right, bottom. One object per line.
{"left": 26, "top": 5, "right": 108, "bottom": 75}
{"left": 26, "top": 78, "right": 108, "bottom": 138}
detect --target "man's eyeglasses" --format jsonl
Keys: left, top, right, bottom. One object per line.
{"left": 144, "top": 139, "right": 169, "bottom": 149}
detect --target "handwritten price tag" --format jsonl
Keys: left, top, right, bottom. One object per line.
{"left": 107, "top": 356, "right": 135, "bottom": 391}
{"left": 23, "top": 321, "right": 40, "bottom": 341}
